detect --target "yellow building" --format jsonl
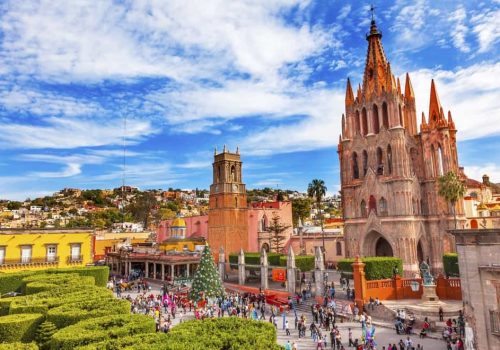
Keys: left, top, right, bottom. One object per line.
{"left": 0, "top": 229, "right": 94, "bottom": 273}
{"left": 158, "top": 217, "right": 206, "bottom": 252}
{"left": 94, "top": 231, "right": 151, "bottom": 261}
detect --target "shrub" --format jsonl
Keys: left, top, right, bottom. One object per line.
{"left": 25, "top": 282, "right": 60, "bottom": 295}
{"left": 0, "top": 313, "right": 44, "bottom": 343}
{"left": 47, "top": 298, "right": 131, "bottom": 328}
{"left": 228, "top": 252, "right": 284, "bottom": 268}
{"left": 337, "top": 257, "right": 403, "bottom": 280}
{"left": 74, "top": 318, "right": 284, "bottom": 350}
{"left": 279, "top": 255, "right": 315, "bottom": 272}
{"left": 166, "top": 318, "right": 284, "bottom": 350}
{"left": 35, "top": 321, "right": 58, "bottom": 350}
{"left": 74, "top": 333, "right": 169, "bottom": 350}
{"left": 0, "top": 271, "right": 36, "bottom": 294}
{"left": 46, "top": 267, "right": 109, "bottom": 287}
{"left": 49, "top": 314, "right": 155, "bottom": 350}
{"left": 0, "top": 298, "right": 15, "bottom": 316}
{"left": 443, "top": 253, "right": 459, "bottom": 277}
{"left": 0, "top": 343, "right": 38, "bottom": 350}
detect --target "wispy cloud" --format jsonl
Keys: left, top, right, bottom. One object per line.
{"left": 471, "top": 6, "right": 500, "bottom": 53}
{"left": 449, "top": 5, "right": 470, "bottom": 53}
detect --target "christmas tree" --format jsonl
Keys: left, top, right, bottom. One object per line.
{"left": 189, "top": 244, "right": 225, "bottom": 301}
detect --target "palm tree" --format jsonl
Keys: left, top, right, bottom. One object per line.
{"left": 438, "top": 171, "right": 465, "bottom": 229}
{"left": 308, "top": 179, "right": 327, "bottom": 260}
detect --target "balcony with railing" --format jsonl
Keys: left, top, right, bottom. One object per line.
{"left": 0, "top": 256, "right": 60, "bottom": 267}
{"left": 490, "top": 310, "right": 500, "bottom": 335}
{"left": 67, "top": 255, "right": 83, "bottom": 263}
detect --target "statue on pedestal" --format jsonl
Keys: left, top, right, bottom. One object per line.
{"left": 419, "top": 261, "right": 434, "bottom": 286}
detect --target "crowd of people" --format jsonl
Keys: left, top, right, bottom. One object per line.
{"left": 108, "top": 274, "right": 463, "bottom": 350}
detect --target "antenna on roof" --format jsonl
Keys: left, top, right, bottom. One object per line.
{"left": 122, "top": 114, "right": 127, "bottom": 229}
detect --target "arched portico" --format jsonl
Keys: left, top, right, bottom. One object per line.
{"left": 362, "top": 230, "right": 394, "bottom": 257}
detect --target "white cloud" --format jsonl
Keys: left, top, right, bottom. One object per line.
{"left": 32, "top": 163, "right": 82, "bottom": 178}
{"left": 462, "top": 163, "right": 500, "bottom": 183}
{"left": 408, "top": 62, "right": 500, "bottom": 140}
{"left": 0, "top": 117, "right": 155, "bottom": 149}
{"left": 449, "top": 6, "right": 470, "bottom": 53}
{"left": 471, "top": 7, "right": 500, "bottom": 53}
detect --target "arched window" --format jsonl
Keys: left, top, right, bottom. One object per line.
{"left": 235, "top": 196, "right": 238, "bottom": 208}
{"left": 215, "top": 197, "right": 219, "bottom": 208}
{"left": 352, "top": 152, "right": 359, "bottom": 179}
{"left": 231, "top": 165, "right": 236, "bottom": 182}
{"left": 387, "top": 145, "right": 393, "bottom": 175}
{"left": 470, "top": 192, "right": 478, "bottom": 200}
{"left": 336, "top": 242, "right": 342, "bottom": 256}
{"left": 379, "top": 197, "right": 388, "bottom": 216}
{"left": 382, "top": 102, "right": 389, "bottom": 129}
{"left": 360, "top": 200, "right": 367, "bottom": 218}
{"left": 368, "top": 195, "right": 377, "bottom": 214}
{"left": 362, "top": 150, "right": 368, "bottom": 176}
{"left": 355, "top": 110, "right": 361, "bottom": 135}
{"left": 437, "top": 145, "right": 444, "bottom": 176}
{"left": 430, "top": 145, "right": 436, "bottom": 177}
{"left": 372, "top": 104, "right": 379, "bottom": 134}
{"left": 217, "top": 166, "right": 221, "bottom": 182}
{"left": 376, "top": 147, "right": 384, "bottom": 175}
{"left": 398, "top": 104, "right": 404, "bottom": 127}
{"left": 362, "top": 108, "right": 368, "bottom": 136}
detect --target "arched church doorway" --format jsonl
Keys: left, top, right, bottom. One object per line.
{"left": 363, "top": 231, "right": 394, "bottom": 257}
{"left": 375, "top": 237, "right": 393, "bottom": 257}
{"left": 417, "top": 240, "right": 424, "bottom": 263}
{"left": 261, "top": 243, "right": 270, "bottom": 253}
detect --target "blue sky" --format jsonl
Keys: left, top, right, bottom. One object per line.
{"left": 0, "top": 0, "right": 499, "bottom": 200}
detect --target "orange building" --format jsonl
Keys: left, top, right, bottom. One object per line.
{"left": 208, "top": 146, "right": 249, "bottom": 262}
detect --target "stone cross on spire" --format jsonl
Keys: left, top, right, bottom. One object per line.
{"left": 370, "top": 4, "right": 376, "bottom": 21}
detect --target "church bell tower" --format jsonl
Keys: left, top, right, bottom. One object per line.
{"left": 207, "top": 146, "right": 249, "bottom": 262}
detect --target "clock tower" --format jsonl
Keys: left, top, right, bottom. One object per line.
{"left": 208, "top": 146, "right": 249, "bottom": 262}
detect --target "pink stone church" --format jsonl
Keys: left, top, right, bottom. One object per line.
{"left": 338, "top": 18, "right": 465, "bottom": 275}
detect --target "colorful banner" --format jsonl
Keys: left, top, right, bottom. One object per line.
{"left": 272, "top": 268, "right": 287, "bottom": 282}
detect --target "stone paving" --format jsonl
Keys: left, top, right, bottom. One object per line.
{"left": 116, "top": 278, "right": 449, "bottom": 350}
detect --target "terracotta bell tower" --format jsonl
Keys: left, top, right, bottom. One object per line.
{"left": 208, "top": 146, "right": 249, "bottom": 262}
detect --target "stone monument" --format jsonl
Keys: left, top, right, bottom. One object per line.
{"left": 260, "top": 248, "right": 269, "bottom": 290}
{"left": 238, "top": 249, "right": 246, "bottom": 285}
{"left": 218, "top": 246, "right": 225, "bottom": 282}
{"left": 420, "top": 260, "right": 439, "bottom": 303}
{"left": 286, "top": 247, "right": 296, "bottom": 294}
{"left": 314, "top": 246, "right": 325, "bottom": 297}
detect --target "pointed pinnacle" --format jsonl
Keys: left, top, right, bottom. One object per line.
{"left": 345, "top": 78, "right": 355, "bottom": 106}
{"left": 429, "top": 79, "right": 442, "bottom": 123}
{"left": 404, "top": 73, "right": 415, "bottom": 100}
{"left": 397, "top": 77, "right": 401, "bottom": 95}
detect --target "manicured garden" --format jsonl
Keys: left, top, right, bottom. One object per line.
{"left": 0, "top": 265, "right": 283, "bottom": 349}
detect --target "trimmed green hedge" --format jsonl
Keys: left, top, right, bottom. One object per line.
{"left": 443, "top": 253, "right": 459, "bottom": 277}
{"left": 228, "top": 252, "right": 283, "bottom": 267}
{"left": 338, "top": 257, "right": 403, "bottom": 280}
{"left": 0, "top": 271, "right": 37, "bottom": 295}
{"left": 166, "top": 317, "right": 284, "bottom": 350}
{"left": 50, "top": 314, "right": 155, "bottom": 350}
{"left": 74, "top": 333, "right": 169, "bottom": 350}
{"left": 0, "top": 298, "right": 15, "bottom": 316}
{"left": 279, "top": 255, "right": 315, "bottom": 272}
{"left": 0, "top": 313, "right": 44, "bottom": 343}
{"left": 0, "top": 266, "right": 108, "bottom": 295}
{"left": 47, "top": 298, "right": 131, "bottom": 328}
{"left": 75, "top": 318, "right": 284, "bottom": 350}
{"left": 0, "top": 343, "right": 38, "bottom": 350}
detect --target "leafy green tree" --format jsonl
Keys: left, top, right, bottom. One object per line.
{"left": 291, "top": 198, "right": 312, "bottom": 226}
{"left": 189, "top": 244, "right": 224, "bottom": 301}
{"left": 7, "top": 201, "right": 22, "bottom": 210}
{"left": 127, "top": 192, "right": 158, "bottom": 228}
{"left": 438, "top": 171, "right": 466, "bottom": 229}
{"left": 308, "top": 179, "right": 327, "bottom": 257}
{"left": 267, "top": 215, "right": 291, "bottom": 253}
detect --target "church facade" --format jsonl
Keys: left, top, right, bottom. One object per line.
{"left": 338, "top": 19, "right": 464, "bottom": 274}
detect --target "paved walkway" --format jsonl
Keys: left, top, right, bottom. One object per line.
{"left": 116, "top": 279, "right": 449, "bottom": 350}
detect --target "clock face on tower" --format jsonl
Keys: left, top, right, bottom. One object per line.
{"left": 232, "top": 184, "right": 238, "bottom": 192}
